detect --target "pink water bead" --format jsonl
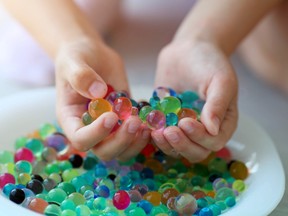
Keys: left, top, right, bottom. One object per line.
{"left": 113, "top": 190, "right": 130, "bottom": 210}
{"left": 113, "top": 97, "right": 132, "bottom": 120}
{"left": 146, "top": 110, "right": 166, "bottom": 130}
{"left": 14, "top": 147, "right": 35, "bottom": 163}
{"left": 0, "top": 173, "right": 15, "bottom": 189}
{"left": 216, "top": 147, "right": 232, "bottom": 162}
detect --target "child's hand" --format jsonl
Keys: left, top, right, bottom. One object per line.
{"left": 55, "top": 38, "right": 150, "bottom": 161}
{"left": 153, "top": 40, "right": 238, "bottom": 162}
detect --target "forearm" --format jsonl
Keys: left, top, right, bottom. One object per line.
{"left": 175, "top": 0, "right": 282, "bottom": 55}
{"left": 0, "top": 0, "right": 101, "bottom": 58}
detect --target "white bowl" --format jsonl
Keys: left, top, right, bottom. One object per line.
{"left": 0, "top": 87, "right": 285, "bottom": 216}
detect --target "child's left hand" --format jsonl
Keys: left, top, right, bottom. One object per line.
{"left": 153, "top": 40, "right": 238, "bottom": 162}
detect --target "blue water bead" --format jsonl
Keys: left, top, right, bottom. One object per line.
{"left": 16, "top": 184, "right": 26, "bottom": 189}
{"left": 130, "top": 99, "right": 138, "bottom": 107}
{"left": 225, "top": 196, "right": 236, "bottom": 207}
{"left": 153, "top": 87, "right": 177, "bottom": 99}
{"left": 142, "top": 178, "right": 157, "bottom": 191}
{"left": 166, "top": 113, "right": 178, "bottom": 126}
{"left": 95, "top": 185, "right": 110, "bottom": 198}
{"left": 120, "top": 176, "right": 133, "bottom": 189}
{"left": 149, "top": 96, "right": 161, "bottom": 110}
{"left": 128, "top": 171, "right": 141, "bottom": 181}
{"left": 199, "top": 207, "right": 213, "bottom": 216}
{"left": 81, "top": 171, "right": 95, "bottom": 185}
{"left": 178, "top": 91, "right": 199, "bottom": 108}
{"left": 71, "top": 176, "right": 88, "bottom": 192}
{"left": 137, "top": 200, "right": 153, "bottom": 214}
{"left": 22, "top": 188, "right": 35, "bottom": 198}
{"left": 140, "top": 167, "right": 154, "bottom": 179}
{"left": 197, "top": 198, "right": 208, "bottom": 209}
{"left": 95, "top": 166, "right": 108, "bottom": 178}
{"left": 3, "top": 183, "right": 16, "bottom": 197}
{"left": 99, "top": 178, "right": 115, "bottom": 191}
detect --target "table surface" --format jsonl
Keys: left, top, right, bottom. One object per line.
{"left": 0, "top": 4, "right": 287, "bottom": 215}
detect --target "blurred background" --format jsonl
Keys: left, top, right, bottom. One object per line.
{"left": 0, "top": 1, "right": 287, "bottom": 215}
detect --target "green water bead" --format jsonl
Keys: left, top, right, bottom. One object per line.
{"left": 44, "top": 204, "right": 62, "bottom": 216}
{"left": 93, "top": 197, "right": 107, "bottom": 210}
{"left": 191, "top": 175, "right": 205, "bottom": 187}
{"left": 83, "top": 156, "right": 98, "bottom": 170}
{"left": 215, "top": 187, "right": 235, "bottom": 201}
{"left": 126, "top": 207, "right": 146, "bottom": 216}
{"left": 139, "top": 106, "right": 153, "bottom": 122}
{"left": 17, "top": 172, "right": 31, "bottom": 185}
{"left": 45, "top": 163, "right": 60, "bottom": 175}
{"left": 47, "top": 188, "right": 67, "bottom": 205}
{"left": 75, "top": 205, "right": 91, "bottom": 216}
{"left": 160, "top": 96, "right": 181, "bottom": 115}
{"left": 174, "top": 179, "right": 187, "bottom": 192}
{"left": 62, "top": 169, "right": 79, "bottom": 182}
{"left": 71, "top": 176, "right": 89, "bottom": 192}
{"left": 68, "top": 192, "right": 86, "bottom": 206}
{"left": 61, "top": 199, "right": 76, "bottom": 211}
{"left": 167, "top": 169, "right": 178, "bottom": 178}
{"left": 197, "top": 198, "right": 208, "bottom": 208}
{"left": 0, "top": 150, "right": 14, "bottom": 164}
{"left": 39, "top": 123, "right": 57, "bottom": 139}
{"left": 58, "top": 161, "right": 73, "bottom": 172}
{"left": 150, "top": 205, "right": 168, "bottom": 216}
{"left": 166, "top": 113, "right": 178, "bottom": 126}
{"left": 99, "top": 178, "right": 115, "bottom": 191}
{"left": 210, "top": 204, "right": 222, "bottom": 215}
{"left": 14, "top": 136, "right": 28, "bottom": 150}
{"left": 36, "top": 193, "right": 48, "bottom": 200}
{"left": 208, "top": 158, "right": 227, "bottom": 174}
{"left": 158, "top": 182, "right": 175, "bottom": 193}
{"left": 25, "top": 138, "right": 44, "bottom": 156}
{"left": 57, "top": 182, "right": 76, "bottom": 196}
{"left": 79, "top": 185, "right": 94, "bottom": 195}
{"left": 193, "top": 164, "right": 209, "bottom": 177}
{"left": 15, "top": 160, "right": 32, "bottom": 174}
{"left": 225, "top": 196, "right": 236, "bottom": 207}
{"left": 61, "top": 209, "right": 77, "bottom": 216}
{"left": 215, "top": 201, "right": 227, "bottom": 211}
{"left": 82, "top": 111, "right": 94, "bottom": 126}
{"left": 232, "top": 179, "right": 246, "bottom": 193}
{"left": 49, "top": 173, "right": 62, "bottom": 184}
{"left": 149, "top": 96, "right": 161, "bottom": 110}
{"left": 5, "top": 163, "right": 15, "bottom": 176}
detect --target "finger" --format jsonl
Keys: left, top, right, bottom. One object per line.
{"left": 92, "top": 116, "right": 142, "bottom": 161}
{"left": 151, "top": 130, "right": 178, "bottom": 157}
{"left": 178, "top": 102, "right": 238, "bottom": 152}
{"left": 201, "top": 75, "right": 238, "bottom": 136}
{"left": 163, "top": 126, "right": 211, "bottom": 163}
{"left": 117, "top": 126, "right": 151, "bottom": 161}
{"left": 61, "top": 111, "right": 119, "bottom": 151}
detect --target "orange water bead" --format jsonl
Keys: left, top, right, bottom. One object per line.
{"left": 28, "top": 198, "right": 49, "bottom": 214}
{"left": 161, "top": 188, "right": 180, "bottom": 205}
{"left": 143, "top": 191, "right": 162, "bottom": 206}
{"left": 144, "top": 158, "right": 164, "bottom": 174}
{"left": 177, "top": 108, "right": 197, "bottom": 121}
{"left": 88, "top": 98, "right": 112, "bottom": 119}
{"left": 207, "top": 191, "right": 215, "bottom": 198}
{"left": 27, "top": 130, "right": 41, "bottom": 139}
{"left": 191, "top": 190, "right": 206, "bottom": 199}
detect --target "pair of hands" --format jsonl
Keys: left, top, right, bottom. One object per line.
{"left": 55, "top": 37, "right": 238, "bottom": 163}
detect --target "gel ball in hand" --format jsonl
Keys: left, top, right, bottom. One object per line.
{"left": 88, "top": 98, "right": 112, "bottom": 119}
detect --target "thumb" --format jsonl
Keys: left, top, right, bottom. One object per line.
{"left": 68, "top": 64, "right": 107, "bottom": 99}
{"left": 200, "top": 76, "right": 238, "bottom": 136}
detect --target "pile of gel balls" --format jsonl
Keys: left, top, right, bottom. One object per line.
{"left": 0, "top": 86, "right": 249, "bottom": 216}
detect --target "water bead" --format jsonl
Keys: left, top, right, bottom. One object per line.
{"left": 75, "top": 204, "right": 91, "bottom": 216}
{"left": 191, "top": 175, "right": 205, "bottom": 187}
{"left": 152, "top": 87, "right": 177, "bottom": 100}
{"left": 177, "top": 108, "right": 197, "bottom": 121}
{"left": 81, "top": 111, "right": 94, "bottom": 126}
{"left": 45, "top": 163, "right": 60, "bottom": 175}
{"left": 69, "top": 154, "right": 83, "bottom": 168}
{"left": 26, "top": 179, "right": 44, "bottom": 194}
{"left": 39, "top": 123, "right": 58, "bottom": 139}
{"left": 31, "top": 174, "right": 44, "bottom": 182}
{"left": 57, "top": 182, "right": 76, "bottom": 196}
{"left": 106, "top": 91, "right": 128, "bottom": 105}
{"left": 62, "top": 169, "right": 79, "bottom": 182}
{"left": 127, "top": 207, "right": 147, "bottom": 216}
{"left": 177, "top": 91, "right": 199, "bottom": 108}
{"left": 15, "top": 160, "right": 32, "bottom": 174}
{"left": 43, "top": 178, "right": 58, "bottom": 192}
{"left": 225, "top": 196, "right": 236, "bottom": 207}
{"left": 146, "top": 110, "right": 166, "bottom": 130}
{"left": 232, "top": 179, "right": 246, "bottom": 193}
{"left": 28, "top": 198, "right": 49, "bottom": 214}
{"left": 139, "top": 105, "right": 153, "bottom": 122}
{"left": 44, "top": 133, "right": 68, "bottom": 153}
{"left": 143, "top": 191, "right": 162, "bottom": 206}
{"left": 0, "top": 173, "right": 15, "bottom": 188}
{"left": 208, "top": 158, "right": 227, "bottom": 174}
{"left": 0, "top": 150, "right": 14, "bottom": 164}
{"left": 137, "top": 101, "right": 151, "bottom": 111}
{"left": 229, "top": 161, "right": 249, "bottom": 180}
{"left": 18, "top": 173, "right": 31, "bottom": 185}
{"left": 160, "top": 97, "right": 181, "bottom": 115}
{"left": 199, "top": 207, "right": 213, "bottom": 216}
{"left": 191, "top": 190, "right": 206, "bottom": 200}
{"left": 213, "top": 178, "right": 228, "bottom": 191}
{"left": 93, "top": 197, "right": 107, "bottom": 210}
{"left": 88, "top": 98, "right": 112, "bottom": 119}
{"left": 113, "top": 190, "right": 130, "bottom": 210}
{"left": 104, "top": 84, "right": 115, "bottom": 98}
{"left": 166, "top": 113, "right": 178, "bottom": 126}
{"left": 161, "top": 188, "right": 180, "bottom": 205}
{"left": 128, "top": 189, "right": 142, "bottom": 202}
{"left": 137, "top": 199, "right": 153, "bottom": 214}
{"left": 44, "top": 204, "right": 62, "bottom": 216}
{"left": 14, "top": 137, "right": 28, "bottom": 150}
{"left": 215, "top": 147, "right": 232, "bottom": 162}
{"left": 215, "top": 187, "right": 235, "bottom": 201}
{"left": 14, "top": 147, "right": 35, "bottom": 163}
{"left": 83, "top": 156, "right": 98, "bottom": 170}
{"left": 95, "top": 185, "right": 110, "bottom": 198}
{"left": 113, "top": 97, "right": 132, "bottom": 120}
{"left": 83, "top": 190, "right": 94, "bottom": 200}
{"left": 174, "top": 193, "right": 197, "bottom": 215}
{"left": 68, "top": 192, "right": 86, "bottom": 206}
{"left": 61, "top": 209, "right": 77, "bottom": 216}
{"left": 9, "top": 188, "right": 26, "bottom": 204}
{"left": 25, "top": 138, "right": 44, "bottom": 156}
{"left": 41, "top": 147, "right": 57, "bottom": 163}
{"left": 2, "top": 183, "right": 16, "bottom": 197}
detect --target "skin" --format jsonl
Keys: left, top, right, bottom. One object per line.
{"left": 0, "top": 0, "right": 283, "bottom": 162}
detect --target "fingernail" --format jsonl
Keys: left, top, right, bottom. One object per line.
{"left": 181, "top": 122, "right": 194, "bottom": 134}
{"left": 89, "top": 81, "right": 106, "bottom": 98}
{"left": 166, "top": 131, "right": 180, "bottom": 143}
{"left": 211, "top": 116, "right": 220, "bottom": 135}
{"left": 142, "top": 129, "right": 150, "bottom": 139}
{"left": 128, "top": 121, "right": 141, "bottom": 134}
{"left": 104, "top": 117, "right": 118, "bottom": 129}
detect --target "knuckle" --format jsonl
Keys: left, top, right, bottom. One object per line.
{"left": 210, "top": 141, "right": 225, "bottom": 152}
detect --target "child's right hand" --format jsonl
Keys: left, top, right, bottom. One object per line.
{"left": 55, "top": 37, "right": 150, "bottom": 161}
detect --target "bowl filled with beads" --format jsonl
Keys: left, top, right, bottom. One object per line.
{"left": 0, "top": 86, "right": 285, "bottom": 216}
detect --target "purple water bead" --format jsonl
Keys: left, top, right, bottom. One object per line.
{"left": 146, "top": 110, "right": 166, "bottom": 130}
{"left": 44, "top": 133, "right": 69, "bottom": 152}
